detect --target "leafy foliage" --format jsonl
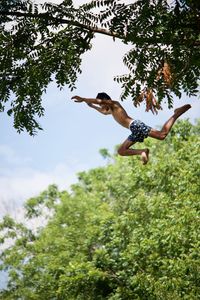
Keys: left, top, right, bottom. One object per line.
{"left": 0, "top": 0, "right": 199, "bottom": 134}
{"left": 0, "top": 119, "right": 200, "bottom": 299}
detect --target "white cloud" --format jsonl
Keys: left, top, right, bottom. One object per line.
{"left": 0, "top": 145, "right": 31, "bottom": 166}
{"left": 0, "top": 163, "right": 79, "bottom": 217}
{"left": 0, "top": 144, "right": 88, "bottom": 218}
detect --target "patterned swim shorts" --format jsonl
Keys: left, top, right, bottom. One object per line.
{"left": 128, "top": 120, "right": 151, "bottom": 143}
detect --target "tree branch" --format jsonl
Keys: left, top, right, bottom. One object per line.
{"left": 1, "top": 10, "right": 200, "bottom": 46}
{"left": 0, "top": 10, "right": 122, "bottom": 39}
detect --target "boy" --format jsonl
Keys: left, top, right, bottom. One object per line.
{"left": 71, "top": 92, "right": 191, "bottom": 164}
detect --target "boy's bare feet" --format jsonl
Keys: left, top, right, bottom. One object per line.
{"left": 174, "top": 104, "right": 191, "bottom": 118}
{"left": 141, "top": 149, "right": 149, "bottom": 165}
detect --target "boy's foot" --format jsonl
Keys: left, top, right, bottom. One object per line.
{"left": 174, "top": 104, "right": 191, "bottom": 118}
{"left": 141, "top": 149, "right": 149, "bottom": 165}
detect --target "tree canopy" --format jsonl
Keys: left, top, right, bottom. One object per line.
{"left": 0, "top": 0, "right": 200, "bottom": 134}
{"left": 0, "top": 119, "right": 200, "bottom": 299}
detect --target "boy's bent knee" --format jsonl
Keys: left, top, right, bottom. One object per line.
{"left": 158, "top": 135, "right": 165, "bottom": 140}
{"left": 160, "top": 131, "right": 167, "bottom": 140}
{"left": 118, "top": 147, "right": 126, "bottom": 156}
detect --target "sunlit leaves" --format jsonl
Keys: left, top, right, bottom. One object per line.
{"left": 0, "top": 120, "right": 200, "bottom": 299}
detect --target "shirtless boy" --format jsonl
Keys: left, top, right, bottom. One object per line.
{"left": 71, "top": 92, "right": 191, "bottom": 164}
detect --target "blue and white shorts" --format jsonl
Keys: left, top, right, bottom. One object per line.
{"left": 128, "top": 120, "right": 151, "bottom": 143}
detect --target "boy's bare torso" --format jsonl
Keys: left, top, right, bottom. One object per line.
{"left": 102, "top": 101, "right": 133, "bottom": 129}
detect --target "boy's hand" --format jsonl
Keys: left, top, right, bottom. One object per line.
{"left": 71, "top": 96, "right": 84, "bottom": 102}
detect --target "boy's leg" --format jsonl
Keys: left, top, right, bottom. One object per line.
{"left": 118, "top": 139, "right": 149, "bottom": 164}
{"left": 148, "top": 104, "right": 191, "bottom": 140}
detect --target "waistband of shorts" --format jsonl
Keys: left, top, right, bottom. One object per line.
{"left": 129, "top": 119, "right": 134, "bottom": 129}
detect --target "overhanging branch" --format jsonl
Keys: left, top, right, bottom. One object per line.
{"left": 1, "top": 10, "right": 200, "bottom": 46}
{"left": 0, "top": 10, "right": 122, "bottom": 39}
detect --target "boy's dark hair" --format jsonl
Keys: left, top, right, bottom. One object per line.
{"left": 96, "top": 92, "right": 111, "bottom": 100}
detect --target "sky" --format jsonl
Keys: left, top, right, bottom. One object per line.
{"left": 0, "top": 0, "right": 200, "bottom": 219}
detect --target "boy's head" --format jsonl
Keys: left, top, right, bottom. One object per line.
{"left": 96, "top": 92, "right": 111, "bottom": 100}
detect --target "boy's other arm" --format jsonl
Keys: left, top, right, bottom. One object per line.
{"left": 87, "top": 103, "right": 111, "bottom": 115}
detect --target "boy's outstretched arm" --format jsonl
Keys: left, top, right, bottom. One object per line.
{"left": 71, "top": 95, "right": 114, "bottom": 106}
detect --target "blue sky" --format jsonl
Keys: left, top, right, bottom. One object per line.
{"left": 0, "top": 0, "right": 200, "bottom": 218}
